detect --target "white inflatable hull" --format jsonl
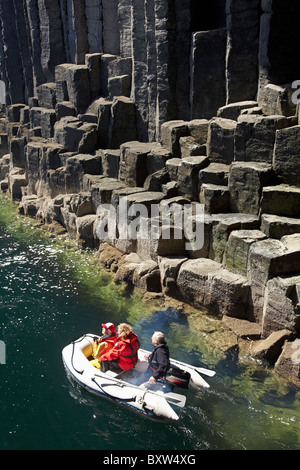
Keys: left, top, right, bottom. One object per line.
{"left": 62, "top": 334, "right": 213, "bottom": 421}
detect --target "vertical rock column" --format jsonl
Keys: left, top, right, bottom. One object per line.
{"left": 258, "top": 0, "right": 300, "bottom": 102}
{"left": 131, "top": 0, "right": 148, "bottom": 142}
{"left": 26, "top": 0, "right": 47, "bottom": 93}
{"left": 174, "top": 0, "right": 191, "bottom": 121}
{"left": 13, "top": 0, "right": 34, "bottom": 102}
{"left": 102, "top": 0, "right": 120, "bottom": 55}
{"left": 190, "top": 28, "right": 227, "bottom": 119}
{"left": 144, "top": 0, "right": 157, "bottom": 141}
{"left": 60, "top": 0, "right": 99, "bottom": 63}
{"left": 38, "top": 0, "right": 66, "bottom": 81}
{"left": 118, "top": 0, "right": 132, "bottom": 58}
{"left": 0, "top": 0, "right": 26, "bottom": 104}
{"left": 154, "top": 0, "right": 178, "bottom": 137}
{"left": 64, "top": 0, "right": 89, "bottom": 64}
{"left": 85, "top": 0, "right": 103, "bottom": 54}
{"left": 225, "top": 0, "right": 260, "bottom": 104}
{"left": 118, "top": 0, "right": 191, "bottom": 142}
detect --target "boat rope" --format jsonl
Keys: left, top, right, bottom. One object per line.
{"left": 91, "top": 377, "right": 137, "bottom": 403}
{"left": 138, "top": 391, "right": 156, "bottom": 416}
{"left": 93, "top": 377, "right": 158, "bottom": 417}
{"left": 71, "top": 334, "right": 96, "bottom": 375}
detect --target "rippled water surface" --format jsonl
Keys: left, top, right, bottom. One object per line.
{"left": 0, "top": 195, "right": 299, "bottom": 450}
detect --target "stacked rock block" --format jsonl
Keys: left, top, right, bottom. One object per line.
{"left": 5, "top": 0, "right": 298, "bottom": 143}
{"left": 4, "top": 98, "right": 300, "bottom": 382}
{"left": 1, "top": 90, "right": 300, "bottom": 342}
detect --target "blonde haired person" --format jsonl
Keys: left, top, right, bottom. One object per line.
{"left": 99, "top": 323, "right": 140, "bottom": 373}
{"left": 118, "top": 323, "right": 133, "bottom": 338}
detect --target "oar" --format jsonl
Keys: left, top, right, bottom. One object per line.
{"left": 170, "top": 357, "right": 216, "bottom": 378}
{"left": 156, "top": 391, "right": 186, "bottom": 409}
{"left": 95, "top": 373, "right": 187, "bottom": 408}
{"left": 194, "top": 367, "right": 216, "bottom": 378}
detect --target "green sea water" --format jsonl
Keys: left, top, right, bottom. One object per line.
{"left": 0, "top": 194, "right": 299, "bottom": 451}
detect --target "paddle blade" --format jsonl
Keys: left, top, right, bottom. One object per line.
{"left": 163, "top": 392, "right": 186, "bottom": 408}
{"left": 196, "top": 367, "right": 216, "bottom": 377}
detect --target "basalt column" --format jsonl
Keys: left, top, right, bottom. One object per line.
{"left": 257, "top": 0, "right": 300, "bottom": 110}
{"left": 225, "top": 0, "right": 260, "bottom": 104}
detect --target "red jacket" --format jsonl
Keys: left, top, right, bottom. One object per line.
{"left": 100, "top": 332, "right": 140, "bottom": 371}
{"left": 101, "top": 332, "right": 117, "bottom": 348}
{"left": 92, "top": 332, "right": 117, "bottom": 359}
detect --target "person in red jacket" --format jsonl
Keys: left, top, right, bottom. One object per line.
{"left": 90, "top": 322, "right": 117, "bottom": 369}
{"left": 99, "top": 323, "right": 140, "bottom": 373}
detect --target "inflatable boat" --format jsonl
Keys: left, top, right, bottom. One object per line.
{"left": 62, "top": 334, "right": 215, "bottom": 421}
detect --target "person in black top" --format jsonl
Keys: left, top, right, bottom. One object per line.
{"left": 141, "top": 331, "right": 170, "bottom": 389}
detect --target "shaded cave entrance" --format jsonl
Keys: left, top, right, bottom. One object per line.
{"left": 190, "top": 0, "right": 226, "bottom": 32}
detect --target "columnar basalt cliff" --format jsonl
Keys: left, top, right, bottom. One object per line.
{"left": 0, "top": 0, "right": 299, "bottom": 384}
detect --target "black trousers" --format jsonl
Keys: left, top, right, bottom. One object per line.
{"left": 101, "top": 359, "right": 123, "bottom": 374}
{"left": 142, "top": 366, "right": 172, "bottom": 391}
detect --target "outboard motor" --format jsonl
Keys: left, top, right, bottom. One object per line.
{"left": 166, "top": 367, "right": 191, "bottom": 389}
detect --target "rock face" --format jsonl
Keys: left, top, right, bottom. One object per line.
{"left": 275, "top": 340, "right": 300, "bottom": 385}
{"left": 262, "top": 275, "right": 300, "bottom": 338}
{"left": 251, "top": 329, "right": 293, "bottom": 364}
{"left": 176, "top": 258, "right": 250, "bottom": 318}
{"left": 0, "top": 0, "right": 300, "bottom": 385}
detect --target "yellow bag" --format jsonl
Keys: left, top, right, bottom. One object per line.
{"left": 90, "top": 358, "right": 101, "bottom": 369}
{"left": 92, "top": 341, "right": 108, "bottom": 359}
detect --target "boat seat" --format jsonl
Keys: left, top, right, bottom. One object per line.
{"left": 106, "top": 367, "right": 143, "bottom": 384}
{"left": 105, "top": 370, "right": 119, "bottom": 378}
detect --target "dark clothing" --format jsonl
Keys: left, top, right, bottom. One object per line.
{"left": 148, "top": 342, "right": 170, "bottom": 381}
{"left": 100, "top": 358, "right": 123, "bottom": 374}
